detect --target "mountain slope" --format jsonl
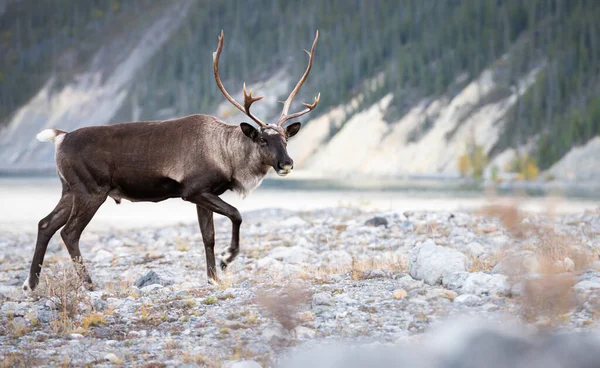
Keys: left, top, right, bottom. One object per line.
{"left": 0, "top": 0, "right": 599, "bottom": 176}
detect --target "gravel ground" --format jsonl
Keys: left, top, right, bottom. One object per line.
{"left": 1, "top": 206, "right": 600, "bottom": 367}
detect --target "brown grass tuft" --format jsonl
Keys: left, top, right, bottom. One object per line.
{"left": 257, "top": 285, "right": 312, "bottom": 331}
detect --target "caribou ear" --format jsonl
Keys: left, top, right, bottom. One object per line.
{"left": 285, "top": 122, "right": 302, "bottom": 138}
{"left": 240, "top": 122, "right": 259, "bottom": 141}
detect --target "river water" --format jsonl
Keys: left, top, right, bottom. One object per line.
{"left": 0, "top": 176, "right": 597, "bottom": 234}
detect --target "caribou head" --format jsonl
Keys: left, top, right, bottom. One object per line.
{"left": 213, "top": 30, "right": 320, "bottom": 176}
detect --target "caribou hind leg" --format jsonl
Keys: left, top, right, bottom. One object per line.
{"left": 24, "top": 189, "right": 73, "bottom": 292}
{"left": 59, "top": 192, "right": 107, "bottom": 290}
{"left": 196, "top": 205, "right": 218, "bottom": 284}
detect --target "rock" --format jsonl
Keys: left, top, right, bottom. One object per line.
{"left": 140, "top": 284, "right": 163, "bottom": 294}
{"left": 365, "top": 216, "right": 388, "bottom": 227}
{"left": 93, "top": 249, "right": 115, "bottom": 264}
{"left": 1, "top": 302, "right": 29, "bottom": 317}
{"left": 574, "top": 279, "right": 600, "bottom": 303}
{"left": 223, "top": 361, "right": 263, "bottom": 368}
{"left": 442, "top": 272, "right": 469, "bottom": 290}
{"left": 454, "top": 294, "right": 481, "bottom": 306}
{"left": 312, "top": 292, "right": 334, "bottom": 307}
{"left": 425, "top": 289, "right": 457, "bottom": 301}
{"left": 296, "top": 311, "right": 314, "bottom": 322}
{"left": 174, "top": 290, "right": 190, "bottom": 297}
{"left": 455, "top": 241, "right": 485, "bottom": 257}
{"left": 478, "top": 224, "right": 498, "bottom": 233}
{"left": 68, "top": 333, "right": 84, "bottom": 340}
{"left": 280, "top": 216, "right": 308, "bottom": 227}
{"left": 564, "top": 257, "right": 575, "bottom": 272}
{"left": 360, "top": 269, "right": 388, "bottom": 279}
{"left": 294, "top": 326, "right": 316, "bottom": 339}
{"left": 262, "top": 326, "right": 290, "bottom": 345}
{"left": 393, "top": 289, "right": 408, "bottom": 299}
{"left": 268, "top": 246, "right": 317, "bottom": 264}
{"left": 460, "top": 272, "right": 510, "bottom": 296}
{"left": 255, "top": 257, "right": 304, "bottom": 278}
{"left": 134, "top": 270, "right": 168, "bottom": 288}
{"left": 410, "top": 240, "right": 467, "bottom": 285}
{"left": 89, "top": 291, "right": 107, "bottom": 311}
{"left": 492, "top": 251, "right": 539, "bottom": 276}
{"left": 103, "top": 353, "right": 122, "bottom": 364}
{"left": 395, "top": 275, "right": 424, "bottom": 291}
{"left": 319, "top": 250, "right": 353, "bottom": 273}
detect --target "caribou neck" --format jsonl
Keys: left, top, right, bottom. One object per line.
{"left": 224, "top": 127, "right": 270, "bottom": 195}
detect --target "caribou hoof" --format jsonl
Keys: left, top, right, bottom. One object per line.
{"left": 22, "top": 276, "right": 33, "bottom": 294}
{"left": 220, "top": 260, "right": 228, "bottom": 271}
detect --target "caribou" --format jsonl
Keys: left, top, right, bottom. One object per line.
{"left": 23, "top": 30, "right": 320, "bottom": 291}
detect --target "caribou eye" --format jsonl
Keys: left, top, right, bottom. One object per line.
{"left": 259, "top": 137, "right": 267, "bottom": 146}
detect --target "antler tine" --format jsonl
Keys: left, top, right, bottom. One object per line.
{"left": 278, "top": 93, "right": 320, "bottom": 123}
{"left": 242, "top": 83, "right": 265, "bottom": 125}
{"left": 278, "top": 30, "right": 320, "bottom": 126}
{"left": 213, "top": 30, "right": 267, "bottom": 128}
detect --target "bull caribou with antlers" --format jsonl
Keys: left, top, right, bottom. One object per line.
{"left": 24, "top": 30, "right": 320, "bottom": 291}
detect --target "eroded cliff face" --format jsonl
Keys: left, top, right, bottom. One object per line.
{"left": 0, "top": 1, "right": 192, "bottom": 172}
{"left": 289, "top": 65, "right": 541, "bottom": 178}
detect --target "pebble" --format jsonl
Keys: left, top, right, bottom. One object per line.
{"left": 393, "top": 289, "right": 408, "bottom": 299}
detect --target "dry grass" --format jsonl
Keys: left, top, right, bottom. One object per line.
{"left": 478, "top": 198, "right": 598, "bottom": 326}
{"left": 467, "top": 248, "right": 506, "bottom": 272}
{"left": 0, "top": 351, "right": 42, "bottom": 368}
{"left": 31, "top": 262, "right": 91, "bottom": 335}
{"left": 520, "top": 273, "right": 576, "bottom": 324}
{"left": 34, "top": 262, "right": 89, "bottom": 318}
{"left": 257, "top": 285, "right": 312, "bottom": 331}
{"left": 7, "top": 320, "right": 31, "bottom": 338}
{"left": 350, "top": 255, "right": 407, "bottom": 280}
{"left": 81, "top": 311, "right": 106, "bottom": 330}
{"left": 478, "top": 202, "right": 527, "bottom": 238}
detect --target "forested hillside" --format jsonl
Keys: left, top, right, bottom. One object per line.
{"left": 1, "top": 0, "right": 599, "bottom": 173}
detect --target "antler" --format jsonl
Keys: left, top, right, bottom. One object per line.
{"left": 213, "top": 30, "right": 267, "bottom": 128}
{"left": 277, "top": 30, "right": 320, "bottom": 126}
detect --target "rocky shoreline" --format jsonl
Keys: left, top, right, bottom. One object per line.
{"left": 1, "top": 206, "right": 599, "bottom": 367}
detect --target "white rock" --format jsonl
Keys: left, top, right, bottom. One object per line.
{"left": 564, "top": 257, "right": 575, "bottom": 272}
{"left": 312, "top": 292, "right": 334, "bottom": 307}
{"left": 319, "top": 250, "right": 353, "bottom": 273}
{"left": 410, "top": 240, "right": 467, "bottom": 285}
{"left": 395, "top": 275, "right": 424, "bottom": 291}
{"left": 455, "top": 241, "right": 485, "bottom": 257}
{"left": 460, "top": 272, "right": 510, "bottom": 296}
{"left": 68, "top": 333, "right": 84, "bottom": 340}
{"left": 140, "top": 284, "right": 163, "bottom": 294}
{"left": 1, "top": 302, "right": 29, "bottom": 316}
{"left": 442, "top": 272, "right": 469, "bottom": 290}
{"left": 574, "top": 280, "right": 600, "bottom": 292}
{"left": 224, "top": 360, "right": 263, "bottom": 368}
{"left": 103, "top": 353, "right": 121, "bottom": 363}
{"left": 454, "top": 294, "right": 481, "bottom": 306}
{"left": 492, "top": 251, "right": 539, "bottom": 276}
{"left": 268, "top": 246, "right": 317, "bottom": 264}
{"left": 93, "top": 249, "right": 115, "bottom": 264}
{"left": 255, "top": 257, "right": 304, "bottom": 278}
{"left": 279, "top": 216, "right": 308, "bottom": 227}
{"left": 294, "top": 326, "right": 316, "bottom": 339}
{"left": 262, "top": 326, "right": 290, "bottom": 344}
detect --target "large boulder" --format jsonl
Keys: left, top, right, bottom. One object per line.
{"left": 410, "top": 240, "right": 467, "bottom": 285}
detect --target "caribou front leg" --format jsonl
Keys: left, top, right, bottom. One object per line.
{"left": 187, "top": 193, "right": 242, "bottom": 273}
